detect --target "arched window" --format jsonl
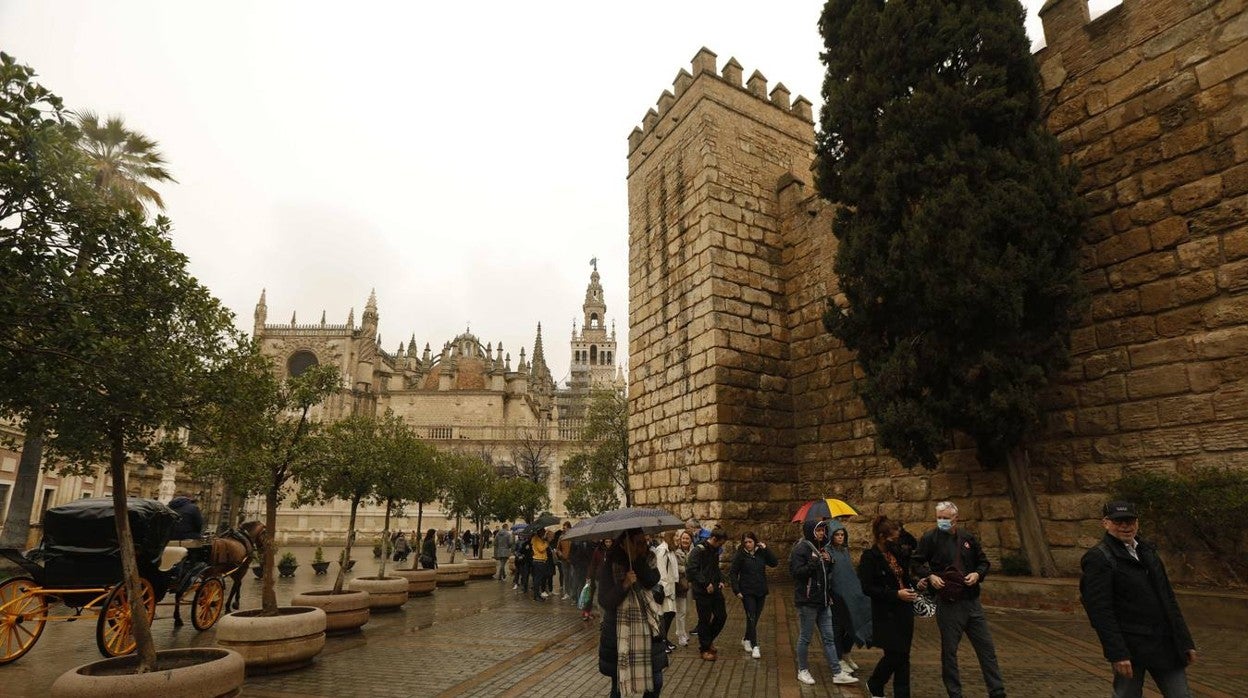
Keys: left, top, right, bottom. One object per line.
{"left": 590, "top": 345, "right": 598, "bottom": 364}
{"left": 287, "top": 350, "right": 319, "bottom": 377}
{"left": 590, "top": 313, "right": 599, "bottom": 328}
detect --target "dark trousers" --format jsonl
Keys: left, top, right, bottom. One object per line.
{"left": 868, "top": 646, "right": 912, "bottom": 698}
{"left": 659, "top": 611, "right": 675, "bottom": 643}
{"left": 532, "top": 559, "right": 550, "bottom": 599}
{"left": 1112, "top": 665, "right": 1192, "bottom": 698}
{"left": 517, "top": 560, "right": 530, "bottom": 591}
{"left": 741, "top": 594, "right": 765, "bottom": 647}
{"left": 694, "top": 592, "right": 727, "bottom": 651}
{"left": 936, "top": 598, "right": 1006, "bottom": 698}
{"left": 495, "top": 557, "right": 507, "bottom": 580}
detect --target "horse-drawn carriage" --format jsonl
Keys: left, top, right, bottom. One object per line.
{"left": 0, "top": 498, "right": 247, "bottom": 665}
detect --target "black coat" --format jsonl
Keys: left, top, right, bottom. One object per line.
{"left": 912, "top": 527, "right": 990, "bottom": 600}
{"left": 790, "top": 521, "right": 833, "bottom": 607}
{"left": 597, "top": 545, "right": 664, "bottom": 678}
{"left": 857, "top": 546, "right": 915, "bottom": 652}
{"left": 1080, "top": 534, "right": 1195, "bottom": 671}
{"left": 686, "top": 542, "right": 723, "bottom": 596}
{"left": 728, "top": 546, "right": 778, "bottom": 597}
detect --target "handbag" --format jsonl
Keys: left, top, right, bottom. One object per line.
{"left": 675, "top": 578, "right": 689, "bottom": 594}
{"left": 577, "top": 581, "right": 594, "bottom": 610}
{"left": 911, "top": 589, "right": 937, "bottom": 618}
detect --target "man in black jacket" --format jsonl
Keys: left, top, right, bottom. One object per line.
{"left": 1081, "top": 501, "right": 1196, "bottom": 698}
{"left": 913, "top": 501, "right": 1005, "bottom": 698}
{"left": 686, "top": 528, "right": 728, "bottom": 660}
{"left": 168, "top": 495, "right": 204, "bottom": 540}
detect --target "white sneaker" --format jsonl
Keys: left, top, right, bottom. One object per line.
{"left": 540, "top": 591, "right": 550, "bottom": 599}
{"left": 840, "top": 659, "right": 855, "bottom": 675}
{"left": 797, "top": 670, "right": 816, "bottom": 685}
{"left": 845, "top": 656, "right": 859, "bottom": 670}
{"left": 561, "top": 594, "right": 569, "bottom": 600}
{"left": 751, "top": 646, "right": 760, "bottom": 659}
{"left": 832, "top": 672, "right": 859, "bottom": 685}
{"left": 677, "top": 635, "right": 689, "bottom": 646}
{"left": 742, "top": 639, "right": 752, "bottom": 652}
{"left": 512, "top": 584, "right": 518, "bottom": 590}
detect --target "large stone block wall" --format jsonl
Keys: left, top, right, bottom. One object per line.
{"left": 628, "top": 2, "right": 1247, "bottom": 580}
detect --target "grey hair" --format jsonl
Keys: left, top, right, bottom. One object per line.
{"left": 935, "top": 501, "right": 959, "bottom": 515}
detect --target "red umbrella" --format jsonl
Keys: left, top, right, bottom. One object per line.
{"left": 791, "top": 498, "right": 859, "bottom": 522}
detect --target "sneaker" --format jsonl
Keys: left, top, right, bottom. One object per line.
{"left": 797, "top": 670, "right": 816, "bottom": 685}
{"left": 561, "top": 594, "right": 570, "bottom": 600}
{"left": 751, "top": 646, "right": 761, "bottom": 659}
{"left": 832, "top": 673, "right": 859, "bottom": 685}
{"left": 677, "top": 635, "right": 689, "bottom": 646}
{"left": 845, "top": 656, "right": 859, "bottom": 670}
{"left": 512, "top": 584, "right": 518, "bottom": 590}
{"left": 840, "top": 659, "right": 855, "bottom": 675}
{"left": 742, "top": 639, "right": 753, "bottom": 652}
{"left": 540, "top": 591, "right": 550, "bottom": 599}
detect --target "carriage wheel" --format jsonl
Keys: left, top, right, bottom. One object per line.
{"left": 0, "top": 576, "right": 47, "bottom": 665}
{"left": 96, "top": 577, "right": 155, "bottom": 658}
{"left": 191, "top": 576, "right": 226, "bottom": 631}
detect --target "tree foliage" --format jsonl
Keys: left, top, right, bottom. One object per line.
{"left": 815, "top": 0, "right": 1085, "bottom": 469}
{"left": 491, "top": 476, "right": 550, "bottom": 524}
{"left": 439, "top": 452, "right": 496, "bottom": 563}
{"left": 564, "top": 388, "right": 630, "bottom": 509}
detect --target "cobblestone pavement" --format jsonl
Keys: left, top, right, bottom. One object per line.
{"left": 5, "top": 550, "right": 1244, "bottom": 697}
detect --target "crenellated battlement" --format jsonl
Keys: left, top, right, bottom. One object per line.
{"left": 627, "top": 47, "right": 813, "bottom": 156}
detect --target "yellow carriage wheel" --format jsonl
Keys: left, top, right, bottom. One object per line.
{"left": 191, "top": 576, "right": 225, "bottom": 631}
{"left": 95, "top": 577, "right": 155, "bottom": 658}
{"left": 0, "top": 576, "right": 47, "bottom": 665}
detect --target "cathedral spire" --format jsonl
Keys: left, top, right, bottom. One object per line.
{"left": 253, "top": 289, "right": 267, "bottom": 336}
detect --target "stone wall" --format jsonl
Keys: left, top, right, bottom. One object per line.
{"left": 627, "top": 0, "right": 1248, "bottom": 580}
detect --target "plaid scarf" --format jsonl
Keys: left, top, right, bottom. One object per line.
{"left": 615, "top": 567, "right": 663, "bottom": 696}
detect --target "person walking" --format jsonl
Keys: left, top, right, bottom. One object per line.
{"left": 557, "top": 521, "right": 575, "bottom": 599}
{"left": 531, "top": 528, "right": 551, "bottom": 600}
{"left": 584, "top": 538, "right": 613, "bottom": 621}
{"left": 653, "top": 532, "right": 680, "bottom": 653}
{"left": 728, "top": 531, "right": 778, "bottom": 659}
{"left": 790, "top": 519, "right": 858, "bottom": 687}
{"left": 570, "top": 537, "right": 593, "bottom": 607}
{"left": 494, "top": 524, "right": 514, "bottom": 580}
{"left": 914, "top": 501, "right": 1005, "bottom": 698}
{"left": 1081, "top": 501, "right": 1197, "bottom": 698}
{"left": 597, "top": 529, "right": 668, "bottom": 698}
{"left": 672, "top": 530, "right": 693, "bottom": 647}
{"left": 514, "top": 533, "right": 533, "bottom": 593}
{"left": 858, "top": 515, "right": 921, "bottom": 698}
{"left": 420, "top": 528, "right": 439, "bottom": 570}
{"left": 687, "top": 528, "right": 729, "bottom": 661}
{"left": 827, "top": 520, "right": 872, "bottom": 675}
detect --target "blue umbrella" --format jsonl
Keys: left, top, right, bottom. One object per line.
{"left": 510, "top": 523, "right": 528, "bottom": 532}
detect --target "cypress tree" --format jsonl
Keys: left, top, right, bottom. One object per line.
{"left": 816, "top": 0, "right": 1085, "bottom": 576}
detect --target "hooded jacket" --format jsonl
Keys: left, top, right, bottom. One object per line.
{"left": 168, "top": 497, "right": 203, "bottom": 540}
{"left": 789, "top": 520, "right": 834, "bottom": 607}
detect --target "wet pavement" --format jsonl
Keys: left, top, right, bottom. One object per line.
{"left": 4, "top": 546, "right": 1244, "bottom": 697}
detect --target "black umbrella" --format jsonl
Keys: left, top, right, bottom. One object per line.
{"left": 530, "top": 513, "right": 561, "bottom": 529}
{"left": 561, "top": 506, "right": 684, "bottom": 542}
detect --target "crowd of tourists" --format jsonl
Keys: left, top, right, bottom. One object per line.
{"left": 396, "top": 497, "right": 1196, "bottom": 698}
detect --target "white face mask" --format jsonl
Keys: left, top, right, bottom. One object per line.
{"left": 936, "top": 518, "right": 954, "bottom": 532}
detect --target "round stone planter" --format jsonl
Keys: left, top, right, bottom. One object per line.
{"left": 290, "top": 589, "right": 370, "bottom": 634}
{"left": 466, "top": 559, "right": 496, "bottom": 579}
{"left": 435, "top": 562, "right": 469, "bottom": 586}
{"left": 347, "top": 576, "right": 408, "bottom": 612}
{"left": 51, "top": 647, "right": 245, "bottom": 698}
{"left": 215, "top": 606, "right": 326, "bottom": 675}
{"left": 393, "top": 568, "right": 437, "bottom": 596}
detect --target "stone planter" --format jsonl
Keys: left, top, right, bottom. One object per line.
{"left": 348, "top": 576, "right": 408, "bottom": 612}
{"left": 290, "top": 589, "right": 370, "bottom": 634}
{"left": 215, "top": 606, "right": 326, "bottom": 674}
{"left": 465, "top": 559, "right": 496, "bottom": 579}
{"left": 435, "top": 562, "right": 469, "bottom": 586}
{"left": 311, "top": 561, "right": 330, "bottom": 575}
{"left": 393, "top": 568, "right": 437, "bottom": 596}
{"left": 51, "top": 647, "right": 245, "bottom": 698}
{"left": 277, "top": 564, "right": 298, "bottom": 578}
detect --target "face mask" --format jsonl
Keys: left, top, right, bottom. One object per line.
{"left": 936, "top": 518, "right": 953, "bottom": 532}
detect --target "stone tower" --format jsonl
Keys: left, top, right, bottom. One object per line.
{"left": 626, "top": 48, "right": 816, "bottom": 538}
{"left": 570, "top": 262, "right": 620, "bottom": 391}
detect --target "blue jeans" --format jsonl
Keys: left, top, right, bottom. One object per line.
{"left": 1112, "top": 666, "right": 1192, "bottom": 698}
{"left": 795, "top": 604, "right": 843, "bottom": 674}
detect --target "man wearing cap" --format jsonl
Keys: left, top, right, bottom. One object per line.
{"left": 1081, "top": 501, "right": 1196, "bottom": 697}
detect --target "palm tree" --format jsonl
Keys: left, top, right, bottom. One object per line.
{"left": 74, "top": 110, "right": 176, "bottom": 211}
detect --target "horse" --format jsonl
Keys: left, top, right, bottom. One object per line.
{"left": 172, "top": 520, "right": 265, "bottom": 626}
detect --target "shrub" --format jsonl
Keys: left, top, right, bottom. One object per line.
{"left": 279, "top": 551, "right": 298, "bottom": 567}
{"left": 313, "top": 546, "right": 325, "bottom": 564}
{"left": 1000, "top": 552, "right": 1031, "bottom": 576}
{"left": 1113, "top": 467, "right": 1248, "bottom": 583}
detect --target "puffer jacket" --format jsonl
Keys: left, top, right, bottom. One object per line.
{"left": 728, "top": 544, "right": 778, "bottom": 596}
{"left": 790, "top": 519, "right": 833, "bottom": 607}
{"left": 686, "top": 541, "right": 723, "bottom": 596}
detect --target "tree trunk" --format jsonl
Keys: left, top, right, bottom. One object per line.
{"left": 261, "top": 487, "right": 279, "bottom": 614}
{"left": 110, "top": 430, "right": 157, "bottom": 671}
{"left": 378, "top": 500, "right": 393, "bottom": 578}
{"left": 450, "top": 515, "right": 460, "bottom": 564}
{"left": 0, "top": 422, "right": 44, "bottom": 549}
{"left": 416, "top": 502, "right": 424, "bottom": 541}
{"left": 1005, "top": 445, "right": 1058, "bottom": 577}
{"left": 333, "top": 498, "right": 359, "bottom": 594}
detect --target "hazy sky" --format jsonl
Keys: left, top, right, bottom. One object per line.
{"left": 0, "top": 1, "right": 1084, "bottom": 383}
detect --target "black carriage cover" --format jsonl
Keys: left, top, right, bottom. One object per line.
{"left": 39, "top": 498, "right": 180, "bottom": 593}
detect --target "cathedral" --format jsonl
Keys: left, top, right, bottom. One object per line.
{"left": 246, "top": 264, "right": 625, "bottom": 543}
